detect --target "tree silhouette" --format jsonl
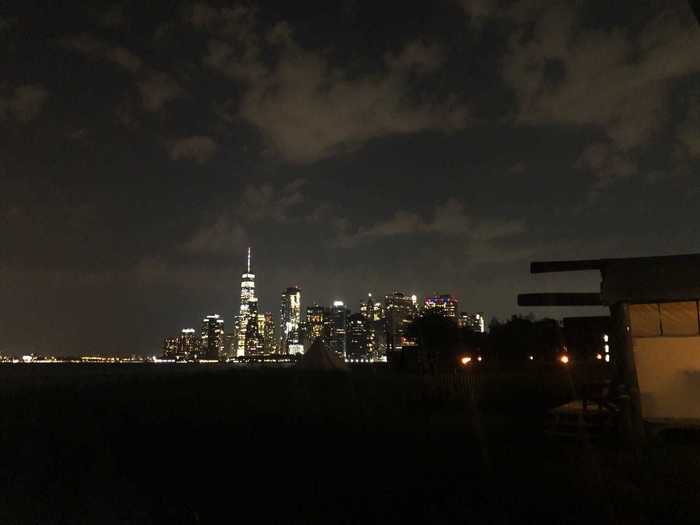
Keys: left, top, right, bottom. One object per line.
{"left": 405, "top": 313, "right": 477, "bottom": 373}
{"left": 488, "top": 315, "right": 563, "bottom": 362}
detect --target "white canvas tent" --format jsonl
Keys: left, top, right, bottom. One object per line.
{"left": 519, "top": 253, "right": 700, "bottom": 439}
{"left": 296, "top": 338, "right": 349, "bottom": 371}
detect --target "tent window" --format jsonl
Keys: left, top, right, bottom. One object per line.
{"left": 630, "top": 304, "right": 662, "bottom": 337}
{"left": 659, "top": 301, "right": 700, "bottom": 336}
{"left": 631, "top": 301, "right": 700, "bottom": 337}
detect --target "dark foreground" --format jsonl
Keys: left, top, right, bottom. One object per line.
{"left": 1, "top": 364, "right": 699, "bottom": 524}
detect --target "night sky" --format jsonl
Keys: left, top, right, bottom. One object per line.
{"left": 2, "top": 1, "right": 700, "bottom": 356}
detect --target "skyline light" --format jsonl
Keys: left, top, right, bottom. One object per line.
{"left": 155, "top": 246, "right": 493, "bottom": 362}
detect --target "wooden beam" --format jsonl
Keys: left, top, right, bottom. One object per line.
{"left": 530, "top": 260, "right": 605, "bottom": 273}
{"left": 610, "top": 302, "right": 644, "bottom": 444}
{"left": 518, "top": 292, "right": 602, "bottom": 307}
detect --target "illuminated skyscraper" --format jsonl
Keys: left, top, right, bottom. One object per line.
{"left": 280, "top": 286, "right": 301, "bottom": 353}
{"left": 458, "top": 312, "right": 486, "bottom": 333}
{"left": 347, "top": 312, "right": 369, "bottom": 359}
{"left": 248, "top": 312, "right": 275, "bottom": 355}
{"left": 178, "top": 328, "right": 200, "bottom": 360}
{"left": 385, "top": 292, "right": 418, "bottom": 351}
{"left": 360, "top": 294, "right": 378, "bottom": 357}
{"left": 423, "top": 294, "right": 459, "bottom": 318}
{"left": 224, "top": 332, "right": 236, "bottom": 360}
{"left": 329, "top": 301, "right": 348, "bottom": 359}
{"left": 244, "top": 300, "right": 263, "bottom": 356}
{"left": 357, "top": 294, "right": 388, "bottom": 359}
{"left": 373, "top": 301, "right": 385, "bottom": 321}
{"left": 360, "top": 294, "right": 374, "bottom": 321}
{"left": 201, "top": 314, "right": 225, "bottom": 360}
{"left": 304, "top": 304, "right": 328, "bottom": 350}
{"left": 162, "top": 336, "right": 178, "bottom": 359}
{"left": 236, "top": 247, "right": 258, "bottom": 357}
{"left": 262, "top": 312, "right": 276, "bottom": 354}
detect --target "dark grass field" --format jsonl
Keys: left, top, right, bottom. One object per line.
{"left": 1, "top": 364, "right": 699, "bottom": 524}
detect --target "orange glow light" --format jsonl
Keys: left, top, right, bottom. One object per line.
{"left": 560, "top": 354, "right": 570, "bottom": 364}
{"left": 460, "top": 356, "right": 472, "bottom": 365}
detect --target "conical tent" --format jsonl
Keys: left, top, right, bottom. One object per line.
{"left": 296, "top": 338, "right": 349, "bottom": 371}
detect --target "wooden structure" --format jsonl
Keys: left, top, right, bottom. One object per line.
{"left": 519, "top": 254, "right": 700, "bottom": 441}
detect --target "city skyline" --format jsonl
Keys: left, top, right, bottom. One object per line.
{"left": 157, "top": 246, "right": 487, "bottom": 361}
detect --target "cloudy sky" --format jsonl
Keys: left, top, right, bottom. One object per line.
{"left": 2, "top": 1, "right": 700, "bottom": 356}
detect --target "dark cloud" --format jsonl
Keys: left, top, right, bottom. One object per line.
{"left": 67, "top": 128, "right": 90, "bottom": 142}
{"left": 337, "top": 198, "right": 525, "bottom": 247}
{"left": 193, "top": 7, "right": 467, "bottom": 163}
{"left": 500, "top": 1, "right": 700, "bottom": 185}
{"left": 114, "top": 99, "right": 141, "bottom": 129}
{"left": 61, "top": 34, "right": 184, "bottom": 112}
{"left": 0, "top": 84, "right": 49, "bottom": 123}
{"left": 61, "top": 33, "right": 143, "bottom": 73}
{"left": 237, "top": 179, "right": 306, "bottom": 223}
{"left": 182, "top": 179, "right": 308, "bottom": 257}
{"left": 137, "top": 72, "right": 184, "bottom": 112}
{"left": 508, "top": 161, "right": 526, "bottom": 174}
{"left": 98, "top": 4, "right": 127, "bottom": 28}
{"left": 384, "top": 40, "right": 446, "bottom": 74}
{"left": 574, "top": 142, "right": 636, "bottom": 190}
{"left": 456, "top": 0, "right": 503, "bottom": 32}
{"left": 168, "top": 135, "right": 218, "bottom": 163}
{"left": 188, "top": 3, "right": 257, "bottom": 39}
{"left": 181, "top": 216, "right": 248, "bottom": 256}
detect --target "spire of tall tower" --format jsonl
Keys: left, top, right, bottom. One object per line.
{"left": 237, "top": 246, "right": 257, "bottom": 358}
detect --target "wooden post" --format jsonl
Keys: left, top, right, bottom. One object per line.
{"left": 610, "top": 301, "right": 644, "bottom": 443}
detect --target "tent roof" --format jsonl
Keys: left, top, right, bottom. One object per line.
{"left": 296, "top": 338, "right": 349, "bottom": 371}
